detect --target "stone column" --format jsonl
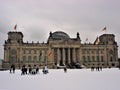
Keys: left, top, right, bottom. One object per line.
{"left": 62, "top": 48, "right": 65, "bottom": 65}
{"left": 17, "top": 48, "right": 20, "bottom": 69}
{"left": 52, "top": 49, "right": 54, "bottom": 64}
{"left": 19, "top": 48, "right": 22, "bottom": 62}
{"left": 76, "top": 48, "right": 80, "bottom": 63}
{"left": 73, "top": 48, "right": 76, "bottom": 63}
{"left": 41, "top": 50, "right": 44, "bottom": 64}
{"left": 68, "top": 48, "right": 70, "bottom": 64}
{"left": 5, "top": 47, "right": 8, "bottom": 62}
{"left": 4, "top": 47, "right": 6, "bottom": 62}
{"left": 57, "top": 48, "right": 60, "bottom": 65}
{"left": 4, "top": 47, "right": 9, "bottom": 68}
{"left": 8, "top": 47, "right": 10, "bottom": 63}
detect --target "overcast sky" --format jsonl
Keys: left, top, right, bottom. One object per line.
{"left": 0, "top": 0, "right": 120, "bottom": 59}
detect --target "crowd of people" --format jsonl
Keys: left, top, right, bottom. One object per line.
{"left": 9, "top": 64, "right": 105, "bottom": 75}
{"left": 9, "top": 64, "right": 50, "bottom": 75}
{"left": 21, "top": 65, "right": 39, "bottom": 75}
{"left": 9, "top": 64, "right": 106, "bottom": 75}
{"left": 9, "top": 64, "right": 68, "bottom": 75}
{"left": 91, "top": 66, "right": 102, "bottom": 71}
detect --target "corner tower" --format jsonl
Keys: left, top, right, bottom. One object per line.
{"left": 3, "top": 32, "right": 24, "bottom": 68}
{"left": 6, "top": 31, "right": 23, "bottom": 44}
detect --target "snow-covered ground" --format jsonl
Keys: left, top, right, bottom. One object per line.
{"left": 0, "top": 68, "right": 120, "bottom": 90}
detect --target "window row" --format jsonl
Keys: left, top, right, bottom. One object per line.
{"left": 22, "top": 49, "right": 47, "bottom": 54}
{"left": 22, "top": 56, "right": 47, "bottom": 61}
{"left": 82, "top": 56, "right": 104, "bottom": 62}
{"left": 82, "top": 49, "right": 104, "bottom": 54}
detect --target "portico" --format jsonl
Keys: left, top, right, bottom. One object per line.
{"left": 53, "top": 47, "right": 80, "bottom": 66}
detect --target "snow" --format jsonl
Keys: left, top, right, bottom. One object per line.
{"left": 0, "top": 68, "right": 120, "bottom": 90}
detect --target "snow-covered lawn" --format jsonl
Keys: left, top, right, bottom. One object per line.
{"left": 0, "top": 68, "right": 120, "bottom": 90}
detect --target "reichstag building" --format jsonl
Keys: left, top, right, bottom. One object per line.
{"left": 3, "top": 31, "right": 119, "bottom": 69}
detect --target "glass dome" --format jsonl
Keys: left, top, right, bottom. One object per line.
{"left": 52, "top": 31, "right": 70, "bottom": 39}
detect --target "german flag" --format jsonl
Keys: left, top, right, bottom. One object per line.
{"left": 48, "top": 52, "right": 52, "bottom": 56}
{"left": 14, "top": 24, "right": 17, "bottom": 30}
{"left": 102, "top": 27, "right": 106, "bottom": 31}
{"left": 94, "top": 37, "right": 99, "bottom": 45}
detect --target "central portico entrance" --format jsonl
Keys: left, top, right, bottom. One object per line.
{"left": 53, "top": 47, "right": 80, "bottom": 66}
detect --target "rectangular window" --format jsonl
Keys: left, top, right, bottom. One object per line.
{"left": 34, "top": 49, "right": 37, "bottom": 54}
{"left": 110, "top": 57, "right": 113, "bottom": 62}
{"left": 87, "top": 56, "right": 90, "bottom": 62}
{"left": 23, "top": 49, "right": 26, "bottom": 54}
{"left": 82, "top": 49, "right": 86, "bottom": 54}
{"left": 101, "top": 56, "right": 104, "bottom": 62}
{"left": 44, "top": 56, "right": 47, "bottom": 62}
{"left": 96, "top": 56, "right": 99, "bottom": 62}
{"left": 92, "top": 56, "right": 95, "bottom": 62}
{"left": 82, "top": 56, "right": 86, "bottom": 62}
{"left": 101, "top": 50, "right": 103, "bottom": 54}
{"left": 87, "top": 50, "right": 90, "bottom": 54}
{"left": 28, "top": 56, "right": 32, "bottom": 61}
{"left": 10, "top": 57, "right": 16, "bottom": 63}
{"left": 28, "top": 49, "right": 31, "bottom": 54}
{"left": 91, "top": 50, "right": 94, "bottom": 54}
{"left": 33, "top": 56, "right": 37, "bottom": 61}
{"left": 23, "top": 56, "right": 26, "bottom": 62}
{"left": 96, "top": 49, "right": 99, "bottom": 54}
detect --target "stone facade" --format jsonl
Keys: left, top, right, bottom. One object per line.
{"left": 3, "top": 31, "right": 119, "bottom": 69}
{"left": 0, "top": 59, "right": 3, "bottom": 69}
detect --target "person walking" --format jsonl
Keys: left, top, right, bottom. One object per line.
{"left": 13, "top": 65, "right": 15, "bottom": 73}
{"left": 10, "top": 64, "right": 15, "bottom": 73}
{"left": 64, "top": 67, "right": 67, "bottom": 73}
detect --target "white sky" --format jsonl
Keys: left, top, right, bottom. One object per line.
{"left": 0, "top": 0, "right": 120, "bottom": 59}
{"left": 0, "top": 69, "right": 120, "bottom": 90}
